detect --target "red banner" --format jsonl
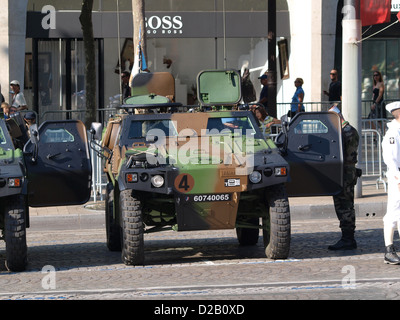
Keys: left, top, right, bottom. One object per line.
{"left": 361, "top": 0, "right": 391, "bottom": 26}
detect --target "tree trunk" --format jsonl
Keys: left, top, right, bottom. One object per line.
{"left": 130, "top": 0, "right": 148, "bottom": 83}
{"left": 79, "top": 0, "right": 96, "bottom": 128}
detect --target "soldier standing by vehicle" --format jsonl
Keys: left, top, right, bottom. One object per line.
{"left": 382, "top": 102, "right": 400, "bottom": 264}
{"left": 257, "top": 74, "right": 268, "bottom": 110}
{"left": 328, "top": 105, "right": 360, "bottom": 251}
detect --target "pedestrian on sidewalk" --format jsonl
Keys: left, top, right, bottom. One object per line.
{"left": 10, "top": 80, "right": 27, "bottom": 111}
{"left": 257, "top": 74, "right": 268, "bottom": 110}
{"left": 381, "top": 102, "right": 400, "bottom": 264}
{"left": 288, "top": 78, "right": 305, "bottom": 118}
{"left": 121, "top": 71, "right": 131, "bottom": 101}
{"left": 328, "top": 105, "right": 360, "bottom": 251}
{"left": 323, "top": 69, "right": 342, "bottom": 102}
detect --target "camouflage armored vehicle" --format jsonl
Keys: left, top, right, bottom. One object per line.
{"left": 0, "top": 116, "right": 28, "bottom": 271}
{"left": 91, "top": 70, "right": 344, "bottom": 266}
{"left": 0, "top": 114, "right": 92, "bottom": 271}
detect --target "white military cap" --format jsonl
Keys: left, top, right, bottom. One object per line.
{"left": 386, "top": 101, "right": 400, "bottom": 113}
{"left": 10, "top": 80, "right": 20, "bottom": 86}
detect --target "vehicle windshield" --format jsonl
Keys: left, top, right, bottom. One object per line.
{"left": 128, "top": 120, "right": 178, "bottom": 139}
{"left": 293, "top": 119, "right": 329, "bottom": 134}
{"left": 127, "top": 116, "right": 256, "bottom": 139}
{"left": 0, "top": 126, "right": 6, "bottom": 145}
{"left": 206, "top": 116, "right": 256, "bottom": 135}
{"left": 41, "top": 128, "right": 75, "bottom": 143}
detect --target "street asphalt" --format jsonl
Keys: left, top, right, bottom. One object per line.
{"left": 2, "top": 177, "right": 395, "bottom": 300}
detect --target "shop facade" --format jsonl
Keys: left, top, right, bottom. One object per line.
{"left": 1, "top": 0, "right": 343, "bottom": 120}
{"left": 361, "top": 2, "right": 400, "bottom": 103}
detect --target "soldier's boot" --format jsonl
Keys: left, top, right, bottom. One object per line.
{"left": 384, "top": 245, "right": 400, "bottom": 265}
{"left": 328, "top": 231, "right": 357, "bottom": 251}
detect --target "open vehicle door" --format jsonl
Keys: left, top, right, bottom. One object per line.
{"left": 23, "top": 120, "right": 92, "bottom": 207}
{"left": 277, "top": 112, "right": 343, "bottom": 197}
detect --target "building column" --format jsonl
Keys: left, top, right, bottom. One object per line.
{"left": 0, "top": 0, "right": 28, "bottom": 104}
{"left": 319, "top": 0, "right": 340, "bottom": 105}
{"left": 286, "top": 0, "right": 338, "bottom": 108}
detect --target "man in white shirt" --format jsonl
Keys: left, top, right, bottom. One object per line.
{"left": 10, "top": 80, "right": 27, "bottom": 111}
{"left": 382, "top": 101, "right": 400, "bottom": 264}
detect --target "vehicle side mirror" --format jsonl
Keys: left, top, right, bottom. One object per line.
{"left": 90, "top": 122, "right": 103, "bottom": 141}
{"left": 29, "top": 124, "right": 39, "bottom": 144}
{"left": 146, "top": 135, "right": 158, "bottom": 143}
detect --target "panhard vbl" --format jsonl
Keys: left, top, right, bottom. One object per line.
{"left": 90, "top": 70, "right": 345, "bottom": 266}
{"left": 0, "top": 112, "right": 91, "bottom": 271}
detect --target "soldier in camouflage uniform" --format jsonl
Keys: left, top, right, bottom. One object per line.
{"left": 328, "top": 105, "right": 360, "bottom": 250}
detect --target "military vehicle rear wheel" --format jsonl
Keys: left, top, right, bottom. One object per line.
{"left": 120, "top": 189, "right": 144, "bottom": 265}
{"left": 4, "top": 195, "right": 28, "bottom": 272}
{"left": 263, "top": 184, "right": 290, "bottom": 259}
{"left": 105, "top": 183, "right": 121, "bottom": 251}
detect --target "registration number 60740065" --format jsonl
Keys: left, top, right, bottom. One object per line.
{"left": 192, "top": 194, "right": 231, "bottom": 202}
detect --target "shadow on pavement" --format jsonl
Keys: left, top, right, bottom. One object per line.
{"left": 0, "top": 227, "right": 388, "bottom": 272}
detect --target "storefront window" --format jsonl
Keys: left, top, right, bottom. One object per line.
{"left": 362, "top": 39, "right": 400, "bottom": 101}
{"left": 37, "top": 40, "right": 64, "bottom": 117}
{"left": 34, "top": 39, "right": 99, "bottom": 121}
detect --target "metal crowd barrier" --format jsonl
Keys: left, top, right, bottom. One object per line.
{"left": 40, "top": 108, "right": 118, "bottom": 124}
{"left": 360, "top": 128, "right": 386, "bottom": 191}
{"left": 89, "top": 136, "right": 106, "bottom": 203}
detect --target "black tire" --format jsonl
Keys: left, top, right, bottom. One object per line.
{"left": 4, "top": 195, "right": 28, "bottom": 272}
{"left": 263, "top": 184, "right": 290, "bottom": 259}
{"left": 236, "top": 218, "right": 259, "bottom": 246}
{"left": 105, "top": 183, "right": 121, "bottom": 251}
{"left": 120, "top": 189, "right": 144, "bottom": 265}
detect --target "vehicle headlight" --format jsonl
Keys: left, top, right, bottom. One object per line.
{"left": 151, "top": 175, "right": 164, "bottom": 188}
{"left": 249, "top": 171, "right": 262, "bottom": 184}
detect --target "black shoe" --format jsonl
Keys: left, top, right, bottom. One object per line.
{"left": 328, "top": 238, "right": 357, "bottom": 250}
{"left": 384, "top": 245, "right": 400, "bottom": 265}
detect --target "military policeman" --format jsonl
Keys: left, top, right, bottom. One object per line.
{"left": 328, "top": 105, "right": 360, "bottom": 250}
{"left": 382, "top": 102, "right": 400, "bottom": 264}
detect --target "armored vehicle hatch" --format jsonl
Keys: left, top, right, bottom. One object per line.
{"left": 277, "top": 111, "right": 343, "bottom": 197}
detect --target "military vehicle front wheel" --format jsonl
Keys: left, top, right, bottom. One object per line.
{"left": 105, "top": 183, "right": 121, "bottom": 251}
{"left": 120, "top": 189, "right": 144, "bottom": 266}
{"left": 4, "top": 195, "right": 28, "bottom": 272}
{"left": 263, "top": 184, "right": 290, "bottom": 260}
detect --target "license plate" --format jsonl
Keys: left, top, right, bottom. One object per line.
{"left": 192, "top": 194, "right": 231, "bottom": 202}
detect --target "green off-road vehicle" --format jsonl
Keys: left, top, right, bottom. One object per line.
{"left": 91, "top": 70, "right": 344, "bottom": 265}
{"left": 0, "top": 113, "right": 92, "bottom": 271}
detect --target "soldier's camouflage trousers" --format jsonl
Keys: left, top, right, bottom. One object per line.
{"left": 332, "top": 166, "right": 358, "bottom": 239}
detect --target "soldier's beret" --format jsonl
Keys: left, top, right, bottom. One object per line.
{"left": 386, "top": 102, "right": 400, "bottom": 114}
